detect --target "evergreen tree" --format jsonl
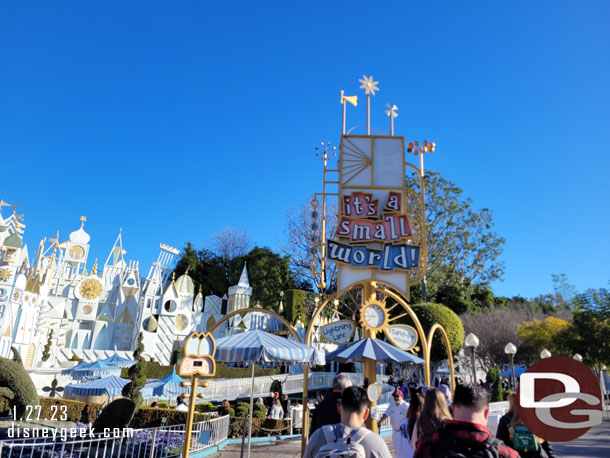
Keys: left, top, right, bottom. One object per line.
{"left": 122, "top": 332, "right": 147, "bottom": 407}
{"left": 41, "top": 330, "right": 54, "bottom": 362}
{"left": 11, "top": 347, "right": 23, "bottom": 365}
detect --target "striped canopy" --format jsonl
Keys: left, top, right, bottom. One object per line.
{"left": 100, "top": 353, "right": 134, "bottom": 368}
{"left": 61, "top": 360, "right": 91, "bottom": 376}
{"left": 215, "top": 330, "right": 325, "bottom": 366}
{"left": 65, "top": 375, "right": 129, "bottom": 397}
{"left": 325, "top": 338, "right": 425, "bottom": 364}
{"left": 71, "top": 361, "right": 122, "bottom": 380}
{"left": 142, "top": 367, "right": 187, "bottom": 398}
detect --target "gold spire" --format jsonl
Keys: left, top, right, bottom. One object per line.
{"left": 199, "top": 284, "right": 203, "bottom": 293}
{"left": 80, "top": 215, "right": 87, "bottom": 227}
{"left": 91, "top": 258, "right": 98, "bottom": 275}
{"left": 172, "top": 272, "right": 176, "bottom": 282}
{"left": 185, "top": 266, "right": 190, "bottom": 275}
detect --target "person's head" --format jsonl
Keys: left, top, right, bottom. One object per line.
{"left": 338, "top": 386, "right": 370, "bottom": 427}
{"left": 151, "top": 402, "right": 158, "bottom": 408}
{"left": 177, "top": 395, "right": 183, "bottom": 405}
{"left": 274, "top": 399, "right": 281, "bottom": 407}
{"left": 438, "top": 384, "right": 452, "bottom": 402}
{"left": 332, "top": 373, "right": 353, "bottom": 392}
{"left": 417, "top": 388, "right": 452, "bottom": 437}
{"left": 392, "top": 390, "right": 404, "bottom": 405}
{"left": 452, "top": 383, "right": 490, "bottom": 426}
{"left": 282, "top": 393, "right": 288, "bottom": 401}
{"left": 222, "top": 399, "right": 230, "bottom": 408}
{"left": 406, "top": 391, "right": 425, "bottom": 439}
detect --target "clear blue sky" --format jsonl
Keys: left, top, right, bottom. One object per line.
{"left": 1, "top": 1, "right": 608, "bottom": 299}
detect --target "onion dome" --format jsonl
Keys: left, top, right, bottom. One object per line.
{"left": 69, "top": 226, "right": 90, "bottom": 245}
{"left": 3, "top": 232, "right": 23, "bottom": 248}
{"left": 176, "top": 273, "right": 194, "bottom": 295}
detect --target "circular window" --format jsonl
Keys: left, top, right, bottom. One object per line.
{"left": 82, "top": 305, "right": 93, "bottom": 315}
{"left": 127, "top": 278, "right": 135, "bottom": 286}
{"left": 143, "top": 316, "right": 158, "bottom": 333}
{"left": 69, "top": 245, "right": 85, "bottom": 260}
{"left": 164, "top": 300, "right": 177, "bottom": 312}
{"left": 175, "top": 314, "right": 189, "bottom": 331}
{"left": 0, "top": 288, "right": 6, "bottom": 297}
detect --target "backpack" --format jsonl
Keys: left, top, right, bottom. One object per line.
{"left": 315, "top": 424, "right": 370, "bottom": 458}
{"left": 436, "top": 427, "right": 503, "bottom": 458}
{"left": 511, "top": 425, "right": 539, "bottom": 452}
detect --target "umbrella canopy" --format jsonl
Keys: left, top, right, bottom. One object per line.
{"left": 61, "top": 360, "right": 92, "bottom": 376}
{"left": 72, "top": 361, "right": 122, "bottom": 380}
{"left": 325, "top": 338, "right": 425, "bottom": 364}
{"left": 215, "top": 329, "right": 325, "bottom": 366}
{"left": 65, "top": 375, "right": 128, "bottom": 397}
{"left": 100, "top": 353, "right": 134, "bottom": 368}
{"left": 142, "top": 367, "right": 187, "bottom": 398}
{"left": 501, "top": 365, "right": 527, "bottom": 378}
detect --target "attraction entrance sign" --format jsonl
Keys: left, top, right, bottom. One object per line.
{"left": 301, "top": 76, "right": 456, "bottom": 454}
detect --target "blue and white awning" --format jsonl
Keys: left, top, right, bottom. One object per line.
{"left": 71, "top": 361, "right": 122, "bottom": 380}
{"left": 61, "top": 360, "right": 92, "bottom": 376}
{"left": 215, "top": 329, "right": 325, "bottom": 366}
{"left": 100, "top": 353, "right": 134, "bottom": 368}
{"left": 142, "top": 367, "right": 187, "bottom": 398}
{"left": 325, "top": 337, "right": 425, "bottom": 364}
{"left": 65, "top": 375, "right": 128, "bottom": 397}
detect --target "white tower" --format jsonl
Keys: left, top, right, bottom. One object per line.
{"left": 228, "top": 263, "right": 252, "bottom": 313}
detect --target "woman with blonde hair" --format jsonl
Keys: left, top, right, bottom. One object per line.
{"left": 411, "top": 388, "right": 452, "bottom": 446}
{"left": 507, "top": 407, "right": 555, "bottom": 457}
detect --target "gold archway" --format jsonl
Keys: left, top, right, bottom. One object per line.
{"left": 300, "top": 279, "right": 432, "bottom": 454}
{"left": 207, "top": 307, "right": 301, "bottom": 341}
{"left": 426, "top": 323, "right": 456, "bottom": 392}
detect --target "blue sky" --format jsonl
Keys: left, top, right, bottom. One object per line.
{"left": 1, "top": 1, "right": 608, "bottom": 299}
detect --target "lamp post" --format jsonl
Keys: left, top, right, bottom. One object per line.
{"left": 573, "top": 353, "right": 583, "bottom": 362}
{"left": 540, "top": 349, "right": 552, "bottom": 359}
{"left": 465, "top": 333, "right": 480, "bottom": 384}
{"left": 504, "top": 342, "right": 517, "bottom": 390}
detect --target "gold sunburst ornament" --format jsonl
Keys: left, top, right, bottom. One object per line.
{"left": 0, "top": 268, "right": 11, "bottom": 281}
{"left": 79, "top": 278, "right": 103, "bottom": 300}
{"left": 359, "top": 298, "right": 389, "bottom": 336}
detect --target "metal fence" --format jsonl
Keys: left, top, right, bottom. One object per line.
{"left": 0, "top": 415, "right": 230, "bottom": 458}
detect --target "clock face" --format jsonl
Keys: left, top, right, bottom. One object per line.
{"left": 364, "top": 304, "right": 385, "bottom": 328}
{"left": 69, "top": 245, "right": 85, "bottom": 260}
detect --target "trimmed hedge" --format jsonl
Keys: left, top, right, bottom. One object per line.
{"left": 401, "top": 303, "right": 465, "bottom": 361}
{"left": 194, "top": 402, "right": 217, "bottom": 413}
{"left": 129, "top": 407, "right": 214, "bottom": 428}
{"left": 284, "top": 289, "right": 309, "bottom": 324}
{"left": 93, "top": 398, "right": 136, "bottom": 431}
{"left": 228, "top": 418, "right": 291, "bottom": 438}
{"left": 0, "top": 355, "right": 39, "bottom": 419}
{"left": 39, "top": 397, "right": 102, "bottom": 423}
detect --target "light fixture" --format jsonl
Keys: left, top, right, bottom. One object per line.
{"left": 540, "top": 349, "right": 552, "bottom": 359}
{"left": 465, "top": 333, "right": 480, "bottom": 348}
{"left": 504, "top": 343, "right": 517, "bottom": 355}
{"left": 573, "top": 353, "right": 583, "bottom": 362}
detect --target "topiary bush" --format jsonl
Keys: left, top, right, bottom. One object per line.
{"left": 39, "top": 398, "right": 102, "bottom": 423}
{"left": 194, "top": 402, "right": 216, "bottom": 413}
{"left": 253, "top": 403, "right": 267, "bottom": 419}
{"left": 122, "top": 332, "right": 147, "bottom": 408}
{"left": 130, "top": 407, "right": 213, "bottom": 428}
{"left": 41, "top": 330, "right": 54, "bottom": 362}
{"left": 93, "top": 398, "right": 136, "bottom": 431}
{"left": 0, "top": 352, "right": 39, "bottom": 419}
{"left": 486, "top": 367, "right": 503, "bottom": 402}
{"left": 401, "top": 303, "right": 465, "bottom": 361}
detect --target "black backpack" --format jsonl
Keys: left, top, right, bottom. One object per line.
{"left": 435, "top": 428, "right": 503, "bottom": 458}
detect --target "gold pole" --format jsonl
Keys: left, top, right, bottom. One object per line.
{"left": 362, "top": 282, "right": 378, "bottom": 433}
{"left": 182, "top": 375, "right": 199, "bottom": 458}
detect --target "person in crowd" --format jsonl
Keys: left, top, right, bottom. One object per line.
{"left": 396, "top": 390, "right": 424, "bottom": 458}
{"left": 496, "top": 393, "right": 516, "bottom": 445}
{"left": 309, "top": 372, "right": 352, "bottom": 436}
{"left": 379, "top": 390, "right": 409, "bottom": 454}
{"left": 411, "top": 388, "right": 452, "bottom": 446}
{"left": 174, "top": 395, "right": 188, "bottom": 412}
{"left": 217, "top": 399, "right": 230, "bottom": 417}
{"left": 281, "top": 393, "right": 291, "bottom": 419}
{"left": 150, "top": 401, "right": 159, "bottom": 408}
{"left": 414, "top": 384, "right": 519, "bottom": 458}
{"left": 506, "top": 406, "right": 555, "bottom": 458}
{"left": 265, "top": 392, "right": 275, "bottom": 416}
{"left": 270, "top": 398, "right": 284, "bottom": 419}
{"left": 304, "top": 386, "right": 392, "bottom": 458}
{"left": 437, "top": 384, "right": 452, "bottom": 406}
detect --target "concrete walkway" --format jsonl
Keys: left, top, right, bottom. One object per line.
{"left": 207, "top": 422, "right": 610, "bottom": 457}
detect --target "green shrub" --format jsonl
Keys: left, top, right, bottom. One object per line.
{"left": 0, "top": 395, "right": 10, "bottom": 416}
{"left": 41, "top": 330, "right": 54, "bottom": 362}
{"left": 93, "top": 398, "right": 136, "bottom": 431}
{"left": 402, "top": 303, "right": 465, "bottom": 361}
{"left": 11, "top": 347, "right": 23, "bottom": 365}
{"left": 228, "top": 418, "right": 291, "bottom": 438}
{"left": 40, "top": 398, "right": 102, "bottom": 423}
{"left": 254, "top": 403, "right": 267, "bottom": 418}
{"left": 486, "top": 367, "right": 503, "bottom": 402}
{"left": 122, "top": 333, "right": 147, "bottom": 408}
{"left": 284, "top": 289, "right": 309, "bottom": 324}
{"left": 0, "top": 353, "right": 39, "bottom": 419}
{"left": 70, "top": 354, "right": 82, "bottom": 362}
{"left": 130, "top": 407, "right": 213, "bottom": 428}
{"left": 227, "top": 407, "right": 235, "bottom": 417}
{"left": 194, "top": 402, "right": 217, "bottom": 413}
{"left": 158, "top": 402, "right": 168, "bottom": 409}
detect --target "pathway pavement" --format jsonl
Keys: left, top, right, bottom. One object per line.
{"left": 209, "top": 422, "right": 610, "bottom": 457}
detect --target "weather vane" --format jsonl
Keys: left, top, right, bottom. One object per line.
{"left": 80, "top": 215, "right": 87, "bottom": 227}
{"left": 358, "top": 75, "right": 379, "bottom": 135}
{"left": 385, "top": 104, "right": 398, "bottom": 136}
{"left": 340, "top": 90, "right": 358, "bottom": 135}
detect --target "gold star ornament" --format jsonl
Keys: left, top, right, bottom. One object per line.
{"left": 359, "top": 75, "right": 379, "bottom": 96}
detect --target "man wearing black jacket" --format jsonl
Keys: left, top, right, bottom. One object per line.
{"left": 309, "top": 373, "right": 352, "bottom": 437}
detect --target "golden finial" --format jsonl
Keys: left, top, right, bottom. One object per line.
{"left": 80, "top": 215, "right": 87, "bottom": 227}
{"left": 11, "top": 204, "right": 17, "bottom": 215}
{"left": 172, "top": 272, "right": 176, "bottom": 282}
{"left": 358, "top": 75, "right": 379, "bottom": 135}
{"left": 91, "top": 258, "right": 98, "bottom": 275}
{"left": 185, "top": 266, "right": 190, "bottom": 275}
{"left": 199, "top": 284, "right": 203, "bottom": 293}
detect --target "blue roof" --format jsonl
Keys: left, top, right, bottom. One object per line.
{"left": 65, "top": 375, "right": 129, "bottom": 397}
{"left": 142, "top": 367, "right": 187, "bottom": 398}
{"left": 325, "top": 338, "right": 425, "bottom": 364}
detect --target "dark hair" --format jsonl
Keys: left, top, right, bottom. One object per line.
{"left": 452, "top": 384, "right": 489, "bottom": 411}
{"left": 416, "top": 388, "right": 452, "bottom": 437}
{"left": 406, "top": 392, "right": 424, "bottom": 439}
{"left": 340, "top": 386, "right": 370, "bottom": 414}
{"left": 151, "top": 402, "right": 158, "bottom": 408}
